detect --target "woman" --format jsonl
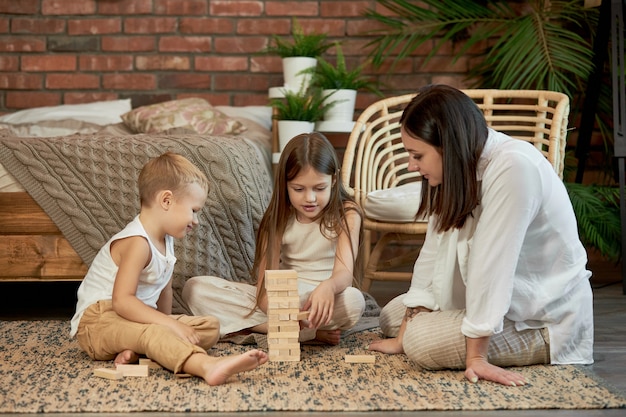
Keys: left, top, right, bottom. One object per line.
{"left": 368, "top": 84, "right": 593, "bottom": 387}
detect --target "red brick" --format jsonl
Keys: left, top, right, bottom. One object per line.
{"left": 79, "top": 55, "right": 134, "bottom": 71}
{"left": 102, "top": 36, "right": 155, "bottom": 52}
{"left": 178, "top": 92, "right": 231, "bottom": 105}
{"left": 213, "top": 74, "right": 269, "bottom": 91}
{"left": 46, "top": 73, "right": 100, "bottom": 89}
{"left": 22, "top": 55, "right": 77, "bottom": 71}
{"left": 158, "top": 36, "right": 212, "bottom": 53}
{"left": 64, "top": 92, "right": 119, "bottom": 104}
{"left": 210, "top": 1, "right": 263, "bottom": 16}
{"left": 158, "top": 73, "right": 211, "bottom": 89}
{"left": 155, "top": 0, "right": 208, "bottom": 15}
{"left": 380, "top": 73, "right": 430, "bottom": 92}
{"left": 214, "top": 36, "right": 268, "bottom": 54}
{"left": 68, "top": 18, "right": 122, "bottom": 35}
{"left": 0, "top": 36, "right": 46, "bottom": 52}
{"left": 0, "top": 73, "right": 42, "bottom": 89}
{"left": 237, "top": 19, "right": 291, "bottom": 35}
{"left": 179, "top": 18, "right": 234, "bottom": 34}
{"left": 346, "top": 18, "right": 388, "bottom": 36}
{"left": 195, "top": 56, "right": 248, "bottom": 72}
{"left": 418, "top": 56, "right": 469, "bottom": 74}
{"left": 297, "top": 19, "right": 346, "bottom": 36}
{"left": 103, "top": 73, "right": 156, "bottom": 90}
{"left": 11, "top": 18, "right": 66, "bottom": 34}
{"left": 0, "top": 0, "right": 38, "bottom": 14}
{"left": 249, "top": 56, "right": 281, "bottom": 73}
{"left": 42, "top": 0, "right": 96, "bottom": 15}
{"left": 135, "top": 55, "right": 191, "bottom": 71}
{"left": 430, "top": 75, "right": 469, "bottom": 90}
{"left": 320, "top": 1, "right": 371, "bottom": 17}
{"left": 0, "top": 19, "right": 7, "bottom": 33}
{"left": 98, "top": 0, "right": 152, "bottom": 15}
{"left": 0, "top": 56, "right": 19, "bottom": 71}
{"left": 265, "top": 1, "right": 318, "bottom": 16}
{"left": 6, "top": 91, "right": 61, "bottom": 109}
{"left": 124, "top": 17, "right": 177, "bottom": 34}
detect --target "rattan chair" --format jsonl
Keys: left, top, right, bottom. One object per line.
{"left": 342, "top": 89, "right": 570, "bottom": 292}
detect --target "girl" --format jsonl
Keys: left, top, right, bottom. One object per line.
{"left": 183, "top": 132, "right": 365, "bottom": 345}
{"left": 368, "top": 84, "right": 593, "bottom": 386}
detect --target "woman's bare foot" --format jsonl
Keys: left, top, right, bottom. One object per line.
{"left": 368, "top": 337, "right": 404, "bottom": 354}
{"left": 114, "top": 349, "right": 139, "bottom": 364}
{"left": 184, "top": 349, "right": 269, "bottom": 386}
{"left": 313, "top": 329, "right": 341, "bottom": 345}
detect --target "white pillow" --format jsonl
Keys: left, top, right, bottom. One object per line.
{"left": 0, "top": 99, "right": 132, "bottom": 125}
{"left": 215, "top": 105, "right": 273, "bottom": 131}
{"left": 363, "top": 182, "right": 426, "bottom": 223}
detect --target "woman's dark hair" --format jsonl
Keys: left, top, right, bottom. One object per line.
{"left": 400, "top": 84, "right": 488, "bottom": 232}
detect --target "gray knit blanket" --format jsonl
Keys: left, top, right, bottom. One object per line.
{"left": 0, "top": 130, "right": 273, "bottom": 313}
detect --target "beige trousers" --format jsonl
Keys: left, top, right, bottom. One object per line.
{"left": 182, "top": 276, "right": 366, "bottom": 341}
{"left": 75, "top": 300, "right": 220, "bottom": 373}
{"left": 380, "top": 295, "right": 550, "bottom": 370}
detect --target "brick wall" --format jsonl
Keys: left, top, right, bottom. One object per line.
{"left": 0, "top": 0, "right": 476, "bottom": 114}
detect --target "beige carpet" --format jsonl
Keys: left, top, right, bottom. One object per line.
{"left": 1, "top": 320, "right": 624, "bottom": 413}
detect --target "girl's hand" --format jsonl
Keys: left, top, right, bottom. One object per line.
{"left": 302, "top": 281, "right": 335, "bottom": 328}
{"left": 465, "top": 355, "right": 527, "bottom": 386}
{"left": 167, "top": 320, "right": 200, "bottom": 346}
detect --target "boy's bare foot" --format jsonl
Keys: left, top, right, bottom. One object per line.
{"left": 185, "top": 349, "right": 269, "bottom": 386}
{"left": 314, "top": 329, "right": 341, "bottom": 345}
{"left": 114, "top": 349, "right": 139, "bottom": 364}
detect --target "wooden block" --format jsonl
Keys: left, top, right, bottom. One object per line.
{"left": 345, "top": 354, "right": 376, "bottom": 363}
{"left": 139, "top": 358, "right": 162, "bottom": 369}
{"left": 94, "top": 367, "right": 123, "bottom": 380}
{"left": 295, "top": 311, "right": 309, "bottom": 320}
{"left": 115, "top": 364, "right": 149, "bottom": 377}
{"left": 175, "top": 373, "right": 193, "bottom": 379}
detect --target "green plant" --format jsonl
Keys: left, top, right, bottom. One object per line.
{"left": 310, "top": 43, "right": 382, "bottom": 94}
{"left": 363, "top": 0, "right": 621, "bottom": 260}
{"left": 270, "top": 87, "right": 338, "bottom": 122}
{"left": 263, "top": 18, "right": 333, "bottom": 58}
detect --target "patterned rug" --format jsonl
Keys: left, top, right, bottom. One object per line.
{"left": 1, "top": 320, "right": 624, "bottom": 413}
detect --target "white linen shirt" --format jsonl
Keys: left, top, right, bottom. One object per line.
{"left": 403, "top": 129, "right": 594, "bottom": 365}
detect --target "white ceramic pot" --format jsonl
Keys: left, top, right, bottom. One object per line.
{"left": 322, "top": 88, "right": 357, "bottom": 122}
{"left": 282, "top": 57, "right": 317, "bottom": 92}
{"left": 278, "top": 120, "right": 315, "bottom": 152}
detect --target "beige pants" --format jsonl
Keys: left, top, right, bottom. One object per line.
{"left": 75, "top": 300, "right": 220, "bottom": 373}
{"left": 182, "top": 276, "right": 366, "bottom": 341}
{"left": 380, "top": 295, "right": 550, "bottom": 370}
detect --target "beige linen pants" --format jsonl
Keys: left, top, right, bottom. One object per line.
{"left": 182, "top": 275, "right": 366, "bottom": 341}
{"left": 75, "top": 300, "right": 220, "bottom": 373}
{"left": 380, "top": 295, "right": 550, "bottom": 370}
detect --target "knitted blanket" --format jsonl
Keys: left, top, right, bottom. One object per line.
{"left": 0, "top": 130, "right": 273, "bottom": 313}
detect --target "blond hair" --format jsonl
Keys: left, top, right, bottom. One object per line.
{"left": 138, "top": 152, "right": 209, "bottom": 206}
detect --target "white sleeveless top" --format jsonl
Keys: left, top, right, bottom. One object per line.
{"left": 280, "top": 215, "right": 336, "bottom": 284}
{"left": 70, "top": 216, "right": 176, "bottom": 337}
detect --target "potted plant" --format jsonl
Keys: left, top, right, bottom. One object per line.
{"left": 310, "top": 43, "right": 382, "bottom": 125}
{"left": 264, "top": 18, "right": 333, "bottom": 92}
{"left": 270, "top": 86, "right": 338, "bottom": 152}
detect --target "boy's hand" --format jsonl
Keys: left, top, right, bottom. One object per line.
{"left": 168, "top": 320, "right": 200, "bottom": 345}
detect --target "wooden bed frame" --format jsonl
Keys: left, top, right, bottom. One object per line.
{"left": 0, "top": 192, "right": 87, "bottom": 282}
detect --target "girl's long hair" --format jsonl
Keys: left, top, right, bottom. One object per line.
{"left": 251, "top": 132, "right": 363, "bottom": 305}
{"left": 400, "top": 84, "right": 488, "bottom": 232}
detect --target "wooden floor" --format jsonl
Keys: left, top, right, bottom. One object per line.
{"left": 1, "top": 256, "right": 625, "bottom": 416}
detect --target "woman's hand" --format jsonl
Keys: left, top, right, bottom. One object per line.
{"left": 465, "top": 357, "right": 527, "bottom": 386}
{"left": 465, "top": 336, "right": 527, "bottom": 386}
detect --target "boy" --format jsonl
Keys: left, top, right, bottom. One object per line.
{"left": 70, "top": 152, "right": 267, "bottom": 385}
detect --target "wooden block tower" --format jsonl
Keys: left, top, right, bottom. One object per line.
{"left": 265, "top": 269, "right": 300, "bottom": 362}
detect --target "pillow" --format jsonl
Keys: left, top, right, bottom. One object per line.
{"left": 122, "top": 98, "right": 247, "bottom": 135}
{"left": 363, "top": 182, "right": 427, "bottom": 223}
{"left": 0, "top": 99, "right": 131, "bottom": 125}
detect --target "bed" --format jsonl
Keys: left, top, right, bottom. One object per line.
{"left": 0, "top": 98, "right": 275, "bottom": 313}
